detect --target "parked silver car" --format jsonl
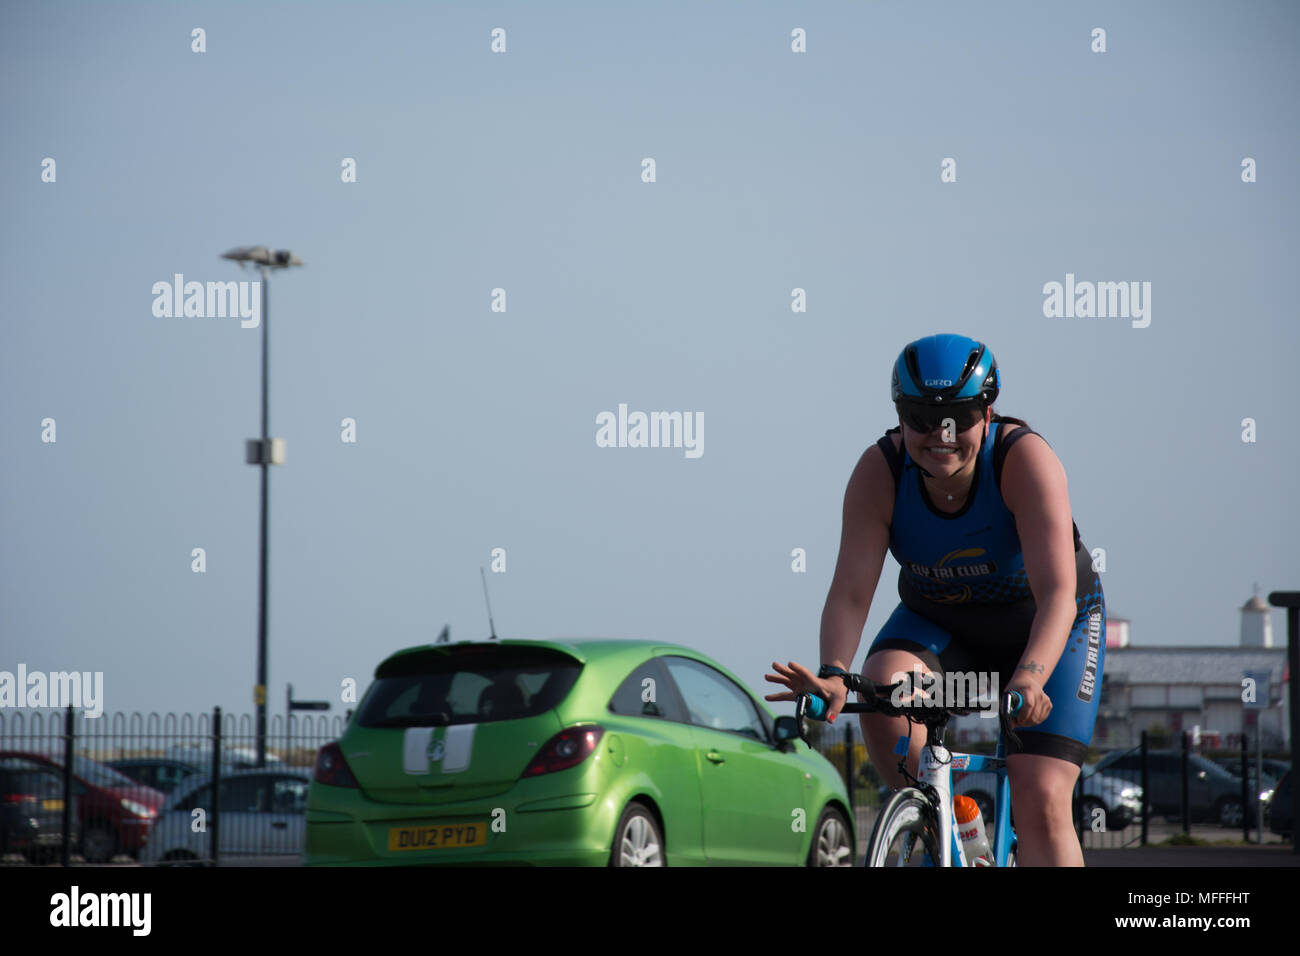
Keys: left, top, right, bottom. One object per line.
{"left": 953, "top": 766, "right": 1143, "bottom": 830}
{"left": 139, "top": 768, "right": 310, "bottom": 864}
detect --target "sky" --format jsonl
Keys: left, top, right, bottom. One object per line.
{"left": 2, "top": 0, "right": 1298, "bottom": 723}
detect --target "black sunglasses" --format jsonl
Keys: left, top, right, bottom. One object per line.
{"left": 895, "top": 401, "right": 986, "bottom": 435}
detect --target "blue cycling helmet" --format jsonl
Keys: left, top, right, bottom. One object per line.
{"left": 891, "top": 334, "right": 1000, "bottom": 408}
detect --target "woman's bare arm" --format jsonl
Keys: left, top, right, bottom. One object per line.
{"left": 820, "top": 444, "right": 894, "bottom": 675}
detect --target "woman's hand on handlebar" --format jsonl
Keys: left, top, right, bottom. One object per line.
{"left": 1004, "top": 676, "right": 1051, "bottom": 727}
{"left": 764, "top": 661, "right": 849, "bottom": 722}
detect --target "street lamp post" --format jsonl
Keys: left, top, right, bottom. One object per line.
{"left": 220, "top": 246, "right": 303, "bottom": 767}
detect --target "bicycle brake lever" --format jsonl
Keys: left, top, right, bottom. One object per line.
{"left": 795, "top": 694, "right": 811, "bottom": 747}
{"left": 1001, "top": 691, "right": 1023, "bottom": 751}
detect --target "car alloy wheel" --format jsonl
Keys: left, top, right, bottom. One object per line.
{"left": 611, "top": 803, "right": 664, "bottom": 867}
{"left": 1077, "top": 797, "right": 1106, "bottom": 831}
{"left": 809, "top": 808, "right": 853, "bottom": 866}
{"left": 1217, "top": 798, "right": 1244, "bottom": 828}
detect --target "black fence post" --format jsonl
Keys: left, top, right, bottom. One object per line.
{"left": 1140, "top": 731, "right": 1149, "bottom": 847}
{"left": 210, "top": 706, "right": 222, "bottom": 867}
{"left": 1267, "top": 591, "right": 1300, "bottom": 855}
{"left": 844, "top": 722, "right": 855, "bottom": 811}
{"left": 1240, "top": 732, "right": 1249, "bottom": 843}
{"left": 1180, "top": 731, "right": 1190, "bottom": 835}
{"left": 61, "top": 704, "right": 74, "bottom": 867}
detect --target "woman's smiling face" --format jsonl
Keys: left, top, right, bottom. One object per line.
{"left": 900, "top": 406, "right": 991, "bottom": 478}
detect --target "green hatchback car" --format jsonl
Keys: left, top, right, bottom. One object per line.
{"left": 305, "top": 639, "right": 854, "bottom": 866}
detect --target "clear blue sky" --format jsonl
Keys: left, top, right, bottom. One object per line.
{"left": 2, "top": 1, "right": 1297, "bottom": 719}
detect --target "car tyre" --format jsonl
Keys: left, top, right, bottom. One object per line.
{"left": 967, "top": 791, "right": 995, "bottom": 824}
{"left": 161, "top": 849, "right": 202, "bottom": 867}
{"left": 81, "top": 824, "right": 116, "bottom": 864}
{"left": 610, "top": 802, "right": 664, "bottom": 867}
{"left": 807, "top": 806, "right": 853, "bottom": 867}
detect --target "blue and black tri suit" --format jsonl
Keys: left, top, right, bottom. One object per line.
{"left": 865, "top": 417, "right": 1105, "bottom": 766}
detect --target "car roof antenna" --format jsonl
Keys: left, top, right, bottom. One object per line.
{"left": 480, "top": 567, "right": 498, "bottom": 640}
{"left": 435, "top": 624, "right": 450, "bottom": 644}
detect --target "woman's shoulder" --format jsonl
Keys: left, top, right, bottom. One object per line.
{"left": 846, "top": 434, "right": 900, "bottom": 526}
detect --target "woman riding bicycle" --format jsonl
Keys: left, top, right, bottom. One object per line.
{"left": 766, "top": 333, "right": 1105, "bottom": 866}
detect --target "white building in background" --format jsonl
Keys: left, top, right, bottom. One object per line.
{"left": 949, "top": 591, "right": 1291, "bottom": 753}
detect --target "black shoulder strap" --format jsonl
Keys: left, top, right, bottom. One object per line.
{"left": 876, "top": 427, "right": 904, "bottom": 494}
{"left": 993, "top": 421, "right": 1040, "bottom": 491}
{"left": 993, "top": 420, "right": 1083, "bottom": 552}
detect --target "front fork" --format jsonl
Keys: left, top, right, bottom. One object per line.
{"left": 917, "top": 742, "right": 966, "bottom": 867}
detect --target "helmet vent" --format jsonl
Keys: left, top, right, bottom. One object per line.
{"left": 905, "top": 346, "right": 922, "bottom": 386}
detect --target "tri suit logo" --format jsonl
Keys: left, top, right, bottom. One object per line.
{"left": 905, "top": 547, "right": 998, "bottom": 580}
{"left": 1076, "top": 608, "right": 1103, "bottom": 702}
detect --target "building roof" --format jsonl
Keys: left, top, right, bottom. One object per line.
{"left": 1104, "top": 647, "right": 1286, "bottom": 685}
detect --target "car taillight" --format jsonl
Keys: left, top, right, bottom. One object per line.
{"left": 521, "top": 726, "right": 604, "bottom": 778}
{"left": 314, "top": 742, "right": 359, "bottom": 788}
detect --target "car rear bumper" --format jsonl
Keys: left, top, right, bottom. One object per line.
{"left": 304, "top": 801, "right": 608, "bottom": 868}
{"left": 304, "top": 789, "right": 617, "bottom": 866}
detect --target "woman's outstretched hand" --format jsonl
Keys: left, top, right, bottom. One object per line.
{"left": 764, "top": 661, "right": 850, "bottom": 722}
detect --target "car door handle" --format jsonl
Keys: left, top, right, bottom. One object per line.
{"left": 272, "top": 821, "right": 287, "bottom": 829}
{"left": 705, "top": 751, "right": 725, "bottom": 764}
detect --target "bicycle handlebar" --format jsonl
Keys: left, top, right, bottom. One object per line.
{"left": 795, "top": 676, "right": 1025, "bottom": 750}
{"left": 802, "top": 682, "right": 1023, "bottom": 721}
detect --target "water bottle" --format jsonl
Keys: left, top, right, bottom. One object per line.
{"left": 953, "top": 795, "right": 993, "bottom": 866}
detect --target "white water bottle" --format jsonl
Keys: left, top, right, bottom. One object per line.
{"left": 954, "top": 795, "right": 993, "bottom": 866}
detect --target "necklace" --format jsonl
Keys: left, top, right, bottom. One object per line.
{"left": 930, "top": 482, "right": 970, "bottom": 503}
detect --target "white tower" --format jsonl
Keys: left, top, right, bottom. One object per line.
{"left": 1239, "top": 585, "right": 1273, "bottom": 648}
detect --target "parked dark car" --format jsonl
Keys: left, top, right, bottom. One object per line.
{"left": 0, "top": 751, "right": 164, "bottom": 862}
{"left": 1264, "top": 770, "right": 1292, "bottom": 840}
{"left": 1213, "top": 758, "right": 1285, "bottom": 789}
{"left": 0, "top": 758, "right": 81, "bottom": 862}
{"left": 1094, "top": 749, "right": 1269, "bottom": 827}
{"left": 107, "top": 758, "right": 205, "bottom": 795}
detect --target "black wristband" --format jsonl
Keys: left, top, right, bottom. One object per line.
{"left": 818, "top": 664, "right": 849, "bottom": 680}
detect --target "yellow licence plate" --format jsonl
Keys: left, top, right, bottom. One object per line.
{"left": 388, "top": 822, "right": 488, "bottom": 851}
{"left": 41, "top": 799, "right": 64, "bottom": 811}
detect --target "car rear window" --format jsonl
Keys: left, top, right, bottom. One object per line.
{"left": 2, "top": 769, "right": 63, "bottom": 798}
{"left": 356, "top": 645, "right": 581, "bottom": 728}
{"left": 72, "top": 757, "right": 139, "bottom": 788}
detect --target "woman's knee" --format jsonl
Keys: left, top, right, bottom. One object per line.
{"left": 1008, "top": 755, "right": 1079, "bottom": 828}
{"left": 862, "top": 649, "right": 936, "bottom": 693}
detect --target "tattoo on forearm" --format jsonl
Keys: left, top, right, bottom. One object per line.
{"left": 1017, "top": 660, "right": 1045, "bottom": 676}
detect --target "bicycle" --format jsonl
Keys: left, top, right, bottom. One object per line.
{"left": 796, "top": 674, "right": 1025, "bottom": 867}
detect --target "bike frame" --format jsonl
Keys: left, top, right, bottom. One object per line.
{"left": 908, "top": 727, "right": 1016, "bottom": 866}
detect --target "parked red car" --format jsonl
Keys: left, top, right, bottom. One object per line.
{"left": 0, "top": 751, "right": 164, "bottom": 861}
